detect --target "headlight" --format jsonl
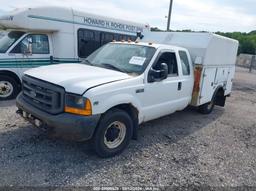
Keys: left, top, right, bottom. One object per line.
{"left": 64, "top": 94, "right": 92, "bottom": 116}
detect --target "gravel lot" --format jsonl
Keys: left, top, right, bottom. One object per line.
{"left": 0, "top": 67, "right": 256, "bottom": 188}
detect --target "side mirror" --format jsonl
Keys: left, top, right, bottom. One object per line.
{"left": 136, "top": 31, "right": 144, "bottom": 39}
{"left": 22, "top": 37, "right": 33, "bottom": 55}
{"left": 148, "top": 63, "right": 168, "bottom": 83}
{"left": 28, "top": 42, "right": 32, "bottom": 54}
{"left": 22, "top": 42, "right": 32, "bottom": 55}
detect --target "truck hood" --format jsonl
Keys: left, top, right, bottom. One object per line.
{"left": 24, "top": 64, "right": 131, "bottom": 94}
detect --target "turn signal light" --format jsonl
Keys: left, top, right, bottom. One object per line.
{"left": 65, "top": 99, "right": 92, "bottom": 116}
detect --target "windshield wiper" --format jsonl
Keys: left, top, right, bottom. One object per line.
{"left": 100, "top": 63, "right": 126, "bottom": 73}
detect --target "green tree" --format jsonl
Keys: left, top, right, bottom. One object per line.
{"left": 216, "top": 31, "right": 256, "bottom": 55}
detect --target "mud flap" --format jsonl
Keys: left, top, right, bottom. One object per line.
{"left": 216, "top": 95, "right": 226, "bottom": 107}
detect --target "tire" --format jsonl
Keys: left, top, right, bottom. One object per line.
{"left": 0, "top": 75, "right": 20, "bottom": 101}
{"left": 93, "top": 109, "right": 133, "bottom": 158}
{"left": 198, "top": 96, "right": 216, "bottom": 114}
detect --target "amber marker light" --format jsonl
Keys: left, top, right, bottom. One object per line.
{"left": 65, "top": 94, "right": 92, "bottom": 116}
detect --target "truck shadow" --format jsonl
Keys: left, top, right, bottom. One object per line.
{"left": 0, "top": 106, "right": 224, "bottom": 186}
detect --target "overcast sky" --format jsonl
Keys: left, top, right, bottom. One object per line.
{"left": 0, "top": 0, "right": 255, "bottom": 32}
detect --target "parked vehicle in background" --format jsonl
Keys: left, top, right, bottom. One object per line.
{"left": 16, "top": 32, "right": 238, "bottom": 157}
{"left": 0, "top": 6, "right": 149, "bottom": 100}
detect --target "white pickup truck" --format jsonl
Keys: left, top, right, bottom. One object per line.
{"left": 16, "top": 32, "right": 238, "bottom": 157}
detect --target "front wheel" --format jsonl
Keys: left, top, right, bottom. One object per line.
{"left": 93, "top": 109, "right": 133, "bottom": 158}
{"left": 0, "top": 76, "right": 20, "bottom": 101}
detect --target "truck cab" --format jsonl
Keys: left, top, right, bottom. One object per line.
{"left": 16, "top": 41, "right": 196, "bottom": 157}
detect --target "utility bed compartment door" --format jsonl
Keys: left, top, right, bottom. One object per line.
{"left": 194, "top": 66, "right": 232, "bottom": 106}
{"left": 199, "top": 68, "right": 216, "bottom": 105}
{"left": 215, "top": 67, "right": 230, "bottom": 84}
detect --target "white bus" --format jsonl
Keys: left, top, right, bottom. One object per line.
{"left": 0, "top": 6, "right": 149, "bottom": 100}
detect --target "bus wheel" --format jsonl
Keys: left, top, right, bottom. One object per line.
{"left": 0, "top": 76, "right": 19, "bottom": 101}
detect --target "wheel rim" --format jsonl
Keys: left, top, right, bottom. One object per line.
{"left": 104, "top": 121, "right": 126, "bottom": 149}
{"left": 0, "top": 81, "right": 13, "bottom": 98}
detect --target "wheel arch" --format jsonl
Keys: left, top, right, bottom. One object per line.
{"left": 99, "top": 102, "right": 140, "bottom": 140}
{"left": 0, "top": 70, "right": 22, "bottom": 87}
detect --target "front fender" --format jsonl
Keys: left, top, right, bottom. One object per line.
{"left": 94, "top": 93, "right": 143, "bottom": 122}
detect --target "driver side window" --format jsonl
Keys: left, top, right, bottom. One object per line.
{"left": 11, "top": 34, "right": 49, "bottom": 54}
{"left": 153, "top": 52, "right": 178, "bottom": 76}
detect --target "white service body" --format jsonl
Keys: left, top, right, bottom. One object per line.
{"left": 141, "top": 32, "right": 239, "bottom": 106}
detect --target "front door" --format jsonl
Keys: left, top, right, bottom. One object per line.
{"left": 141, "top": 50, "right": 185, "bottom": 122}
{"left": 9, "top": 34, "right": 52, "bottom": 76}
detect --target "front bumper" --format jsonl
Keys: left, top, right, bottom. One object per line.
{"left": 16, "top": 93, "right": 101, "bottom": 141}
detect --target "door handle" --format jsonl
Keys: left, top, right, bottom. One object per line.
{"left": 178, "top": 82, "right": 182, "bottom": 91}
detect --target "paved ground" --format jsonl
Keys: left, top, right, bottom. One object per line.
{"left": 0, "top": 67, "right": 255, "bottom": 188}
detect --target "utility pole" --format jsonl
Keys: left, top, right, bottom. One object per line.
{"left": 167, "top": 0, "right": 173, "bottom": 31}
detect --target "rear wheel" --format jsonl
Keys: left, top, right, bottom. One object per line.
{"left": 198, "top": 96, "right": 215, "bottom": 114}
{"left": 0, "top": 75, "right": 20, "bottom": 101}
{"left": 93, "top": 109, "right": 133, "bottom": 158}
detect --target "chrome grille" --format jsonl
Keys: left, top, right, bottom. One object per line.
{"left": 22, "top": 75, "right": 65, "bottom": 114}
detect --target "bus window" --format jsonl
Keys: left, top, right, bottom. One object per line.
{"left": 117, "top": 35, "right": 136, "bottom": 41}
{"left": 130, "top": 36, "right": 137, "bottom": 41}
{"left": 118, "top": 35, "right": 126, "bottom": 41}
{"left": 78, "top": 29, "right": 100, "bottom": 58}
{"left": 101, "top": 32, "right": 115, "bottom": 45}
{"left": 77, "top": 28, "right": 137, "bottom": 58}
{"left": 0, "top": 31, "right": 25, "bottom": 53}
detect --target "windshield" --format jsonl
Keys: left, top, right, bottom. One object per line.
{"left": 84, "top": 43, "right": 156, "bottom": 75}
{"left": 0, "top": 31, "right": 25, "bottom": 53}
